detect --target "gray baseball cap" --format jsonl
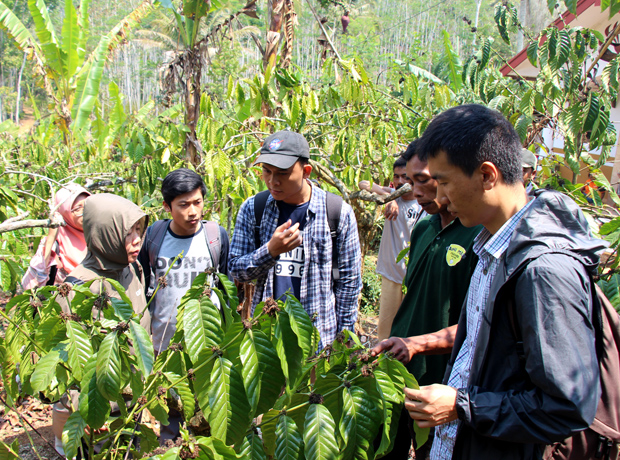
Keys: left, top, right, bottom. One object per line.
{"left": 253, "top": 131, "right": 310, "bottom": 169}
{"left": 521, "top": 149, "right": 537, "bottom": 169}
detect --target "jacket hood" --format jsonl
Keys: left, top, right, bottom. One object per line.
{"left": 504, "top": 189, "right": 608, "bottom": 277}
{"left": 80, "top": 194, "right": 148, "bottom": 277}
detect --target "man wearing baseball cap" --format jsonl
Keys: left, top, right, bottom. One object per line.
{"left": 229, "top": 130, "right": 362, "bottom": 349}
{"left": 521, "top": 148, "right": 537, "bottom": 193}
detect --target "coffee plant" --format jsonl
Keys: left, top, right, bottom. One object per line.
{"left": 0, "top": 272, "right": 425, "bottom": 459}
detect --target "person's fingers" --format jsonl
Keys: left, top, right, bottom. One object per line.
{"left": 370, "top": 339, "right": 392, "bottom": 356}
{"left": 404, "top": 387, "right": 422, "bottom": 401}
{"left": 276, "top": 219, "right": 292, "bottom": 233}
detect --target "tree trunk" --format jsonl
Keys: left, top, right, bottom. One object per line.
{"left": 15, "top": 51, "right": 26, "bottom": 125}
{"left": 183, "top": 48, "right": 202, "bottom": 166}
{"left": 263, "top": 0, "right": 285, "bottom": 70}
{"left": 473, "top": 0, "right": 482, "bottom": 46}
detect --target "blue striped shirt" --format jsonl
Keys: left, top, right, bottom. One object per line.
{"left": 229, "top": 184, "right": 362, "bottom": 349}
{"left": 431, "top": 198, "right": 535, "bottom": 460}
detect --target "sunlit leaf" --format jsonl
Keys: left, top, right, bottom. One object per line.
{"left": 275, "top": 415, "right": 303, "bottom": 459}
{"left": 303, "top": 404, "right": 338, "bottom": 460}
{"left": 208, "top": 356, "right": 252, "bottom": 445}
{"left": 62, "top": 411, "right": 87, "bottom": 460}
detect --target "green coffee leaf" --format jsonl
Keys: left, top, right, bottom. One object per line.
{"left": 340, "top": 386, "right": 381, "bottom": 460}
{"left": 275, "top": 415, "right": 302, "bottom": 460}
{"left": 303, "top": 404, "right": 339, "bottom": 460}
{"left": 208, "top": 356, "right": 252, "bottom": 445}
{"left": 129, "top": 319, "right": 154, "bottom": 376}
{"left": 239, "top": 331, "right": 260, "bottom": 415}
{"left": 164, "top": 372, "right": 194, "bottom": 421}
{"left": 30, "top": 348, "right": 61, "bottom": 392}
{"left": 183, "top": 297, "right": 223, "bottom": 363}
{"left": 284, "top": 294, "right": 315, "bottom": 359}
{"left": 79, "top": 358, "right": 110, "bottom": 429}
{"left": 66, "top": 320, "right": 93, "bottom": 381}
{"left": 62, "top": 411, "right": 87, "bottom": 460}
{"left": 253, "top": 330, "right": 285, "bottom": 415}
{"left": 96, "top": 330, "right": 122, "bottom": 400}
{"left": 275, "top": 310, "right": 303, "bottom": 389}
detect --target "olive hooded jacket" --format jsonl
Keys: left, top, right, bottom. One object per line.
{"left": 66, "top": 193, "right": 151, "bottom": 332}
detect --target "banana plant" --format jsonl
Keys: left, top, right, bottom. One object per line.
{"left": 158, "top": 0, "right": 221, "bottom": 165}
{"left": 0, "top": 0, "right": 155, "bottom": 143}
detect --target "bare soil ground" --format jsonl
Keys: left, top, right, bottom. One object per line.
{"left": 18, "top": 107, "right": 36, "bottom": 135}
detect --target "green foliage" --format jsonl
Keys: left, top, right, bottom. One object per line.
{"left": 1, "top": 274, "right": 418, "bottom": 459}
{"left": 0, "top": 7, "right": 620, "bottom": 459}
{"left": 360, "top": 257, "right": 382, "bottom": 316}
{"left": 0, "top": 0, "right": 153, "bottom": 138}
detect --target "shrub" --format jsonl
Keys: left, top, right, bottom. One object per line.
{"left": 360, "top": 256, "right": 382, "bottom": 316}
{"left": 0, "top": 273, "right": 426, "bottom": 459}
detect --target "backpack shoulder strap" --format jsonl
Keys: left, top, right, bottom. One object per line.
{"left": 254, "top": 190, "right": 271, "bottom": 249}
{"left": 325, "top": 191, "right": 343, "bottom": 281}
{"left": 64, "top": 275, "right": 84, "bottom": 286}
{"left": 146, "top": 220, "right": 170, "bottom": 269}
{"left": 203, "top": 221, "right": 221, "bottom": 269}
{"left": 143, "top": 220, "right": 170, "bottom": 296}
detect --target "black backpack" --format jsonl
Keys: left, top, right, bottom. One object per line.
{"left": 142, "top": 219, "right": 221, "bottom": 296}
{"left": 252, "top": 189, "right": 343, "bottom": 280}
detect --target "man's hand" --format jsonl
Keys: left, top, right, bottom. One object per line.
{"left": 404, "top": 385, "right": 458, "bottom": 428}
{"left": 267, "top": 220, "right": 302, "bottom": 258}
{"left": 384, "top": 200, "right": 399, "bottom": 221}
{"left": 372, "top": 326, "right": 457, "bottom": 362}
{"left": 371, "top": 337, "right": 416, "bottom": 364}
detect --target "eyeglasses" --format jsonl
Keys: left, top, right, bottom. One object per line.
{"left": 71, "top": 206, "right": 84, "bottom": 217}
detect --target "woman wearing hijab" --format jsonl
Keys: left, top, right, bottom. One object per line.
{"left": 65, "top": 193, "right": 150, "bottom": 322}
{"left": 22, "top": 183, "right": 91, "bottom": 289}
{"left": 52, "top": 193, "right": 150, "bottom": 456}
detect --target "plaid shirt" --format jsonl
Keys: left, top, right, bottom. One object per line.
{"left": 431, "top": 199, "right": 535, "bottom": 460}
{"left": 229, "top": 184, "right": 362, "bottom": 348}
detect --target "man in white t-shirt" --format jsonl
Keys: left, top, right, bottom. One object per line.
{"left": 360, "top": 152, "right": 423, "bottom": 340}
{"left": 138, "top": 168, "right": 229, "bottom": 443}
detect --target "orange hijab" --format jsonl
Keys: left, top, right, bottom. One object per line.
{"left": 54, "top": 184, "right": 91, "bottom": 274}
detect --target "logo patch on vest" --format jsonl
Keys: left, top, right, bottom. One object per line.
{"left": 269, "top": 139, "right": 283, "bottom": 151}
{"left": 445, "top": 244, "right": 466, "bottom": 266}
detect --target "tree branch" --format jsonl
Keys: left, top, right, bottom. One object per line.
{"left": 585, "top": 22, "right": 620, "bottom": 81}
{"left": 305, "top": 0, "right": 342, "bottom": 60}
{"left": 0, "top": 216, "right": 65, "bottom": 234}
{"left": 350, "top": 184, "right": 412, "bottom": 204}
{"left": 3, "top": 211, "right": 29, "bottom": 224}
{"left": 310, "top": 159, "right": 350, "bottom": 202}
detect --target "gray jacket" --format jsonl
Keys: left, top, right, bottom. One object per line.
{"left": 446, "top": 189, "right": 608, "bottom": 460}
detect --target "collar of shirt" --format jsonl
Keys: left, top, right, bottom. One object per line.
{"left": 473, "top": 198, "right": 536, "bottom": 264}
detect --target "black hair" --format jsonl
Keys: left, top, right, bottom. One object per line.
{"left": 400, "top": 139, "right": 420, "bottom": 163}
{"left": 417, "top": 104, "right": 522, "bottom": 185}
{"left": 161, "top": 168, "right": 207, "bottom": 205}
{"left": 394, "top": 156, "right": 407, "bottom": 169}
{"left": 297, "top": 157, "right": 310, "bottom": 167}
